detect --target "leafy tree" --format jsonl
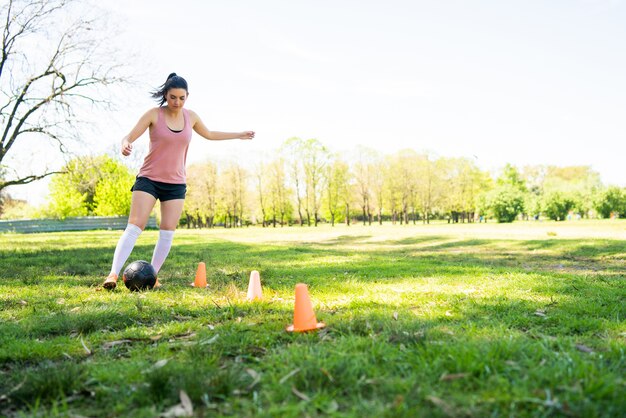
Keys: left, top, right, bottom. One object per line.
{"left": 0, "top": 0, "right": 124, "bottom": 193}
{"left": 217, "top": 162, "right": 247, "bottom": 227}
{"left": 44, "top": 155, "right": 133, "bottom": 218}
{"left": 497, "top": 163, "right": 527, "bottom": 192}
{"left": 253, "top": 160, "right": 269, "bottom": 227}
{"left": 301, "top": 138, "right": 328, "bottom": 226}
{"left": 475, "top": 193, "right": 489, "bottom": 222}
{"left": 352, "top": 146, "right": 376, "bottom": 225}
{"left": 487, "top": 186, "right": 524, "bottom": 223}
{"left": 542, "top": 166, "right": 601, "bottom": 218}
{"left": 386, "top": 150, "right": 419, "bottom": 225}
{"left": 371, "top": 157, "right": 386, "bottom": 225}
{"left": 265, "top": 158, "right": 292, "bottom": 226}
{"left": 184, "top": 161, "right": 218, "bottom": 228}
{"left": 93, "top": 158, "right": 135, "bottom": 216}
{"left": 323, "top": 156, "right": 349, "bottom": 226}
{"left": 280, "top": 137, "right": 306, "bottom": 226}
{"left": 593, "top": 186, "right": 626, "bottom": 219}
{"left": 485, "top": 163, "right": 526, "bottom": 223}
{"left": 45, "top": 173, "right": 88, "bottom": 219}
{"left": 59, "top": 157, "right": 104, "bottom": 213}
{"left": 271, "top": 159, "right": 294, "bottom": 226}
{"left": 542, "top": 191, "right": 576, "bottom": 221}
{"left": 384, "top": 154, "right": 402, "bottom": 224}
{"left": 443, "top": 157, "right": 486, "bottom": 222}
{"left": 414, "top": 154, "right": 439, "bottom": 224}
{"left": 524, "top": 193, "right": 542, "bottom": 220}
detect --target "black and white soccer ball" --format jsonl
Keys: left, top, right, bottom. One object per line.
{"left": 123, "top": 260, "right": 157, "bottom": 291}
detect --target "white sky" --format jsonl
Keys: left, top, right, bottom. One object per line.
{"left": 8, "top": 0, "right": 626, "bottom": 204}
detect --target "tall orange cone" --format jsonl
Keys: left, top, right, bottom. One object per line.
{"left": 286, "top": 283, "right": 326, "bottom": 332}
{"left": 191, "top": 262, "right": 207, "bottom": 288}
{"left": 247, "top": 270, "right": 263, "bottom": 301}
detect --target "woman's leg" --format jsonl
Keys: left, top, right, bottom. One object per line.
{"left": 150, "top": 199, "right": 185, "bottom": 276}
{"left": 104, "top": 191, "right": 157, "bottom": 289}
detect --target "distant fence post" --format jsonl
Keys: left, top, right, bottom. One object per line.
{"left": 0, "top": 216, "right": 158, "bottom": 234}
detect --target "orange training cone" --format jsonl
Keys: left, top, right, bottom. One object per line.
{"left": 247, "top": 270, "right": 263, "bottom": 301}
{"left": 191, "top": 262, "right": 207, "bottom": 288}
{"left": 286, "top": 283, "right": 326, "bottom": 332}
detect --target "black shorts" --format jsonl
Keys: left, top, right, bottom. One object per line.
{"left": 131, "top": 176, "right": 186, "bottom": 201}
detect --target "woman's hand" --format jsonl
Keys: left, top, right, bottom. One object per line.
{"left": 239, "top": 131, "right": 255, "bottom": 140}
{"left": 121, "top": 138, "right": 133, "bottom": 156}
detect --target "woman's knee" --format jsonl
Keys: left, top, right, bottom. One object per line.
{"left": 158, "top": 222, "right": 177, "bottom": 231}
{"left": 127, "top": 217, "right": 147, "bottom": 230}
{"left": 159, "top": 199, "right": 185, "bottom": 230}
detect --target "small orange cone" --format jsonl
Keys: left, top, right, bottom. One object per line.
{"left": 286, "top": 283, "right": 326, "bottom": 332}
{"left": 190, "top": 262, "right": 207, "bottom": 288}
{"left": 246, "top": 270, "right": 263, "bottom": 301}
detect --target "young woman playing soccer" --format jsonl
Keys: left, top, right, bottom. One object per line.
{"left": 103, "top": 73, "right": 254, "bottom": 289}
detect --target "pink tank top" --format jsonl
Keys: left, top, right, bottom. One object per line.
{"left": 138, "top": 107, "right": 193, "bottom": 184}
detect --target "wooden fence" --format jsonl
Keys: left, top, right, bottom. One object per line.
{"left": 0, "top": 216, "right": 157, "bottom": 234}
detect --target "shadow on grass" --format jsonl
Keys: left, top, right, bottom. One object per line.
{"left": 1, "top": 292, "right": 624, "bottom": 417}
{"left": 2, "top": 231, "right": 626, "bottom": 417}
{"left": 2, "top": 235, "right": 624, "bottom": 291}
{"left": 2, "top": 232, "right": 625, "bottom": 416}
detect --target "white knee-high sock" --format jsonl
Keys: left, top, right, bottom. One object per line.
{"left": 110, "top": 224, "right": 143, "bottom": 276}
{"left": 151, "top": 229, "right": 175, "bottom": 274}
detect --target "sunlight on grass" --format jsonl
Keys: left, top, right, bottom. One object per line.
{"left": 1, "top": 221, "right": 625, "bottom": 417}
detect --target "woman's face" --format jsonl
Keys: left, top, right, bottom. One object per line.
{"left": 165, "top": 88, "right": 188, "bottom": 110}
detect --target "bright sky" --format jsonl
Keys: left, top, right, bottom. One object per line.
{"left": 9, "top": 0, "right": 626, "bottom": 204}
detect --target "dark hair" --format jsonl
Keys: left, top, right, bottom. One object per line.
{"left": 151, "top": 73, "right": 189, "bottom": 106}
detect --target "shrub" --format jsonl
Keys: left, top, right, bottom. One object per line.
{"left": 487, "top": 186, "right": 524, "bottom": 223}
{"left": 542, "top": 191, "right": 576, "bottom": 221}
{"left": 593, "top": 186, "right": 626, "bottom": 218}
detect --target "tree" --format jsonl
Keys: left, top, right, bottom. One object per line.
{"left": 218, "top": 162, "right": 247, "bottom": 227}
{"left": 543, "top": 166, "right": 601, "bottom": 218}
{"left": 45, "top": 173, "right": 88, "bottom": 219}
{"left": 487, "top": 186, "right": 524, "bottom": 223}
{"left": 267, "top": 158, "right": 292, "bottom": 226}
{"left": 281, "top": 137, "right": 306, "bottom": 226}
{"left": 371, "top": 157, "right": 386, "bottom": 225}
{"left": 482, "top": 163, "right": 526, "bottom": 223}
{"left": 352, "top": 146, "right": 376, "bottom": 225}
{"left": 384, "top": 154, "right": 401, "bottom": 224}
{"left": 386, "top": 150, "right": 419, "bottom": 225}
{"left": 256, "top": 157, "right": 291, "bottom": 227}
{"left": 443, "top": 157, "right": 485, "bottom": 223}
{"left": 43, "top": 155, "right": 133, "bottom": 218}
{"left": 254, "top": 160, "right": 269, "bottom": 227}
{"left": 542, "top": 191, "right": 576, "bottom": 221}
{"left": 92, "top": 158, "right": 135, "bottom": 216}
{"left": 0, "top": 0, "right": 124, "bottom": 193}
{"left": 323, "top": 155, "right": 349, "bottom": 226}
{"left": 414, "top": 154, "right": 438, "bottom": 224}
{"left": 497, "top": 163, "right": 527, "bottom": 192}
{"left": 301, "top": 138, "right": 328, "bottom": 226}
{"left": 521, "top": 165, "right": 546, "bottom": 220}
{"left": 183, "top": 161, "right": 218, "bottom": 228}
{"left": 594, "top": 186, "right": 626, "bottom": 219}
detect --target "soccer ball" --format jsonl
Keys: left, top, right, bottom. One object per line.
{"left": 123, "top": 260, "right": 157, "bottom": 291}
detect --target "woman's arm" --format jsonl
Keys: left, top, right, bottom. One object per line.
{"left": 190, "top": 110, "right": 254, "bottom": 141}
{"left": 121, "top": 108, "right": 158, "bottom": 156}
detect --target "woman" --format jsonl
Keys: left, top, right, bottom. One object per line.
{"left": 103, "top": 73, "right": 254, "bottom": 289}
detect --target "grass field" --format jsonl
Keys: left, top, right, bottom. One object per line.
{"left": 1, "top": 221, "right": 625, "bottom": 417}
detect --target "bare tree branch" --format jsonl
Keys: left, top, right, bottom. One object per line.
{"left": 0, "top": 0, "right": 126, "bottom": 194}
{"left": 0, "top": 169, "right": 64, "bottom": 189}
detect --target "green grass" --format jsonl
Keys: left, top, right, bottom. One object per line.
{"left": 0, "top": 221, "right": 625, "bottom": 417}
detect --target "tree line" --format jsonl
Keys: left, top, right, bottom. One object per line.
{"left": 4, "top": 137, "right": 625, "bottom": 225}
{"left": 1, "top": 2, "right": 623, "bottom": 227}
